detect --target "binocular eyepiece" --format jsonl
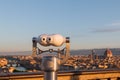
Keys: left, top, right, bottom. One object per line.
{"left": 34, "top": 34, "right": 66, "bottom": 47}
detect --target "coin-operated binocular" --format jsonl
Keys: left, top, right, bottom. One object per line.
{"left": 32, "top": 34, "right": 70, "bottom": 63}
{"left": 32, "top": 34, "right": 70, "bottom": 80}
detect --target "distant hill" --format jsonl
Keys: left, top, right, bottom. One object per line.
{"left": 70, "top": 48, "right": 120, "bottom": 55}
{"left": 0, "top": 48, "right": 120, "bottom": 56}
{"left": 0, "top": 51, "right": 32, "bottom": 56}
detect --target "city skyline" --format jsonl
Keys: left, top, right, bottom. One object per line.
{"left": 0, "top": 0, "right": 120, "bottom": 52}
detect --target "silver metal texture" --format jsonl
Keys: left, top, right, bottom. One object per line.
{"left": 44, "top": 72, "right": 57, "bottom": 80}
{"left": 42, "top": 56, "right": 58, "bottom": 71}
{"left": 42, "top": 56, "right": 58, "bottom": 80}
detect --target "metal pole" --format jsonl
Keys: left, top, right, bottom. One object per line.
{"left": 44, "top": 72, "right": 57, "bottom": 80}
{"left": 42, "top": 56, "right": 58, "bottom": 80}
{"left": 32, "top": 37, "right": 37, "bottom": 57}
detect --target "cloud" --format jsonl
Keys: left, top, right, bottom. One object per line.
{"left": 92, "top": 28, "right": 120, "bottom": 33}
{"left": 92, "top": 22, "right": 120, "bottom": 33}
{"left": 107, "top": 22, "right": 120, "bottom": 26}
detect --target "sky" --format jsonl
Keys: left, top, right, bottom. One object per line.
{"left": 0, "top": 0, "right": 120, "bottom": 52}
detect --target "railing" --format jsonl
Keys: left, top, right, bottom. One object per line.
{"left": 0, "top": 69, "right": 120, "bottom": 80}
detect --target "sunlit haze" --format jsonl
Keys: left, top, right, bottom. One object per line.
{"left": 0, "top": 0, "right": 120, "bottom": 52}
